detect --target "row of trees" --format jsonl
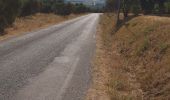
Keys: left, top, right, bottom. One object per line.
{"left": 0, "top": 0, "right": 89, "bottom": 34}
{"left": 140, "top": 0, "right": 170, "bottom": 14}
{"left": 106, "top": 0, "right": 170, "bottom": 18}
{"left": 20, "top": 0, "right": 89, "bottom": 16}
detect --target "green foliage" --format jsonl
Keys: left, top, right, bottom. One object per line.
{"left": 105, "top": 0, "right": 141, "bottom": 17}
{"left": 131, "top": 0, "right": 140, "bottom": 16}
{"left": 140, "top": 0, "right": 170, "bottom": 14}
{"left": 0, "top": 0, "right": 90, "bottom": 34}
{"left": 54, "top": 2, "right": 71, "bottom": 15}
{"left": 122, "top": 0, "right": 130, "bottom": 17}
{"left": 165, "top": 1, "right": 170, "bottom": 13}
{"left": 0, "top": 0, "right": 22, "bottom": 34}
{"left": 73, "top": 3, "right": 88, "bottom": 14}
{"left": 140, "top": 0, "right": 155, "bottom": 14}
{"left": 132, "top": 5, "right": 140, "bottom": 16}
{"left": 106, "top": 0, "right": 170, "bottom": 18}
{"left": 106, "top": 0, "right": 115, "bottom": 12}
{"left": 41, "top": 0, "right": 60, "bottom": 13}
{"left": 20, "top": 0, "right": 42, "bottom": 16}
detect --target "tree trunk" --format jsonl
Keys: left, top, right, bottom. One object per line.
{"left": 123, "top": 0, "right": 128, "bottom": 19}
{"left": 123, "top": 10, "right": 128, "bottom": 18}
{"left": 115, "top": 0, "right": 121, "bottom": 25}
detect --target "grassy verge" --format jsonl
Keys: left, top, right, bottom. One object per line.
{"left": 87, "top": 14, "right": 170, "bottom": 100}
{"left": 86, "top": 14, "right": 115, "bottom": 100}
{"left": 114, "top": 15, "right": 170, "bottom": 100}
{"left": 0, "top": 13, "right": 83, "bottom": 41}
{"left": 86, "top": 13, "right": 138, "bottom": 100}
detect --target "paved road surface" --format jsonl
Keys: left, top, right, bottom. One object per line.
{"left": 0, "top": 13, "right": 100, "bottom": 100}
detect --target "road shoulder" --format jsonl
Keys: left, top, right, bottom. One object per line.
{"left": 0, "top": 13, "right": 84, "bottom": 41}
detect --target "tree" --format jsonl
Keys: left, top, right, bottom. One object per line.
{"left": 0, "top": 0, "right": 90, "bottom": 34}
{"left": 132, "top": 0, "right": 140, "bottom": 16}
{"left": 105, "top": 0, "right": 121, "bottom": 25}
{"left": 20, "top": 0, "right": 42, "bottom": 16}
{"left": 73, "top": 3, "right": 88, "bottom": 14}
{"left": 42, "top": 0, "right": 60, "bottom": 13}
{"left": 155, "top": 0, "right": 166, "bottom": 14}
{"left": 122, "top": 0, "right": 131, "bottom": 18}
{"left": 140, "top": 0, "right": 155, "bottom": 14}
{"left": 106, "top": 0, "right": 115, "bottom": 12}
{"left": 0, "top": 0, "right": 21, "bottom": 34}
{"left": 165, "top": 1, "right": 170, "bottom": 13}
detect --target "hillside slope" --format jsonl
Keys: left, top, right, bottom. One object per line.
{"left": 87, "top": 14, "right": 170, "bottom": 100}
{"left": 113, "top": 15, "right": 170, "bottom": 99}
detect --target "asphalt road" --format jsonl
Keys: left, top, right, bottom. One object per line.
{"left": 0, "top": 13, "right": 100, "bottom": 100}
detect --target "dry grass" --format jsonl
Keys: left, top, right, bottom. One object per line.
{"left": 86, "top": 14, "right": 113, "bottom": 100}
{"left": 87, "top": 14, "right": 170, "bottom": 100}
{"left": 86, "top": 13, "right": 142, "bottom": 100}
{"left": 0, "top": 13, "right": 83, "bottom": 41}
{"left": 114, "top": 15, "right": 170, "bottom": 100}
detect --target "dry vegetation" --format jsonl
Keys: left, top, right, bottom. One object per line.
{"left": 86, "top": 14, "right": 116, "bottom": 100}
{"left": 0, "top": 13, "right": 82, "bottom": 41}
{"left": 86, "top": 14, "right": 138, "bottom": 100}
{"left": 114, "top": 15, "right": 170, "bottom": 100}
{"left": 88, "top": 14, "right": 170, "bottom": 100}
